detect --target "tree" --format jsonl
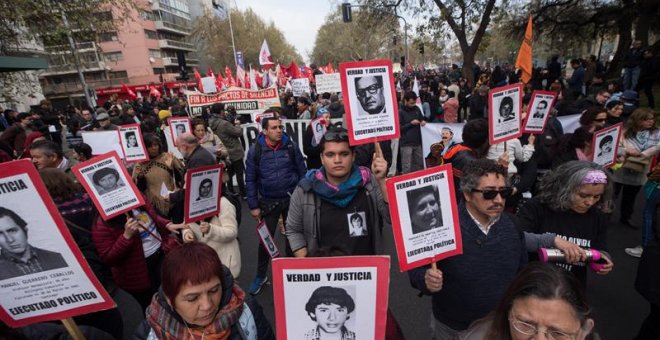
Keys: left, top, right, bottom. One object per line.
{"left": 311, "top": 7, "right": 401, "bottom": 65}
{"left": 0, "top": 0, "right": 135, "bottom": 55}
{"left": 190, "top": 8, "right": 302, "bottom": 71}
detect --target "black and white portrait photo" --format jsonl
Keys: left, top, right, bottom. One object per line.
{"left": 196, "top": 178, "right": 213, "bottom": 201}
{"left": 354, "top": 76, "right": 386, "bottom": 115}
{"left": 89, "top": 166, "right": 125, "bottom": 195}
{"left": 0, "top": 207, "right": 67, "bottom": 280}
{"left": 125, "top": 131, "right": 138, "bottom": 148}
{"left": 498, "top": 96, "right": 515, "bottom": 123}
{"left": 347, "top": 212, "right": 368, "bottom": 237}
{"left": 340, "top": 60, "right": 400, "bottom": 145}
{"left": 592, "top": 124, "right": 622, "bottom": 167}
{"left": 406, "top": 185, "right": 443, "bottom": 234}
{"left": 175, "top": 124, "right": 186, "bottom": 135}
{"left": 532, "top": 100, "right": 548, "bottom": 119}
{"left": 489, "top": 84, "right": 522, "bottom": 144}
{"left": 304, "top": 286, "right": 356, "bottom": 340}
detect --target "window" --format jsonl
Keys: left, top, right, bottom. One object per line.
{"left": 104, "top": 51, "right": 123, "bottom": 62}
{"left": 108, "top": 71, "right": 128, "bottom": 79}
{"left": 144, "top": 29, "right": 158, "bottom": 39}
{"left": 139, "top": 10, "right": 155, "bottom": 21}
{"left": 153, "top": 68, "right": 165, "bottom": 75}
{"left": 149, "top": 49, "right": 161, "bottom": 58}
{"left": 98, "top": 32, "right": 118, "bottom": 42}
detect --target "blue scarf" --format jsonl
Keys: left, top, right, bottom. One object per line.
{"left": 303, "top": 165, "right": 371, "bottom": 208}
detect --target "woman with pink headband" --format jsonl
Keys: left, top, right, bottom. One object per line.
{"left": 516, "top": 160, "right": 614, "bottom": 287}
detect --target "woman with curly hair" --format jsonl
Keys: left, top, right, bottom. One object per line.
{"left": 516, "top": 161, "right": 614, "bottom": 287}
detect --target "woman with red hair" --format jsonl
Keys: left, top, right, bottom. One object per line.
{"left": 134, "top": 242, "right": 274, "bottom": 339}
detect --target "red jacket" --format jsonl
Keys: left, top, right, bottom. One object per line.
{"left": 92, "top": 203, "right": 170, "bottom": 293}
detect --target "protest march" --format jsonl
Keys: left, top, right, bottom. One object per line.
{"left": 1, "top": 1, "right": 660, "bottom": 339}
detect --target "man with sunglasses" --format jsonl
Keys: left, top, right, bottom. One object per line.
{"left": 409, "top": 158, "right": 527, "bottom": 338}
{"left": 246, "top": 116, "right": 307, "bottom": 295}
{"left": 286, "top": 127, "right": 390, "bottom": 258}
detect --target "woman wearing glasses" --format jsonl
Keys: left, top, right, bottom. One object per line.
{"left": 612, "top": 108, "right": 660, "bottom": 231}
{"left": 578, "top": 106, "right": 608, "bottom": 133}
{"left": 459, "top": 262, "right": 595, "bottom": 340}
{"left": 516, "top": 161, "right": 614, "bottom": 287}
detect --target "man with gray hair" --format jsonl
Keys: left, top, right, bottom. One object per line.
{"left": 29, "top": 140, "right": 77, "bottom": 179}
{"left": 408, "top": 158, "right": 526, "bottom": 338}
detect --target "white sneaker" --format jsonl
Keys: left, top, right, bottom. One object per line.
{"left": 625, "top": 245, "right": 643, "bottom": 258}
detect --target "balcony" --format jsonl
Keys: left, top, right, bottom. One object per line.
{"left": 45, "top": 42, "right": 97, "bottom": 55}
{"left": 159, "top": 39, "right": 195, "bottom": 51}
{"left": 155, "top": 20, "right": 191, "bottom": 35}
{"left": 41, "top": 78, "right": 131, "bottom": 96}
{"left": 40, "top": 60, "right": 107, "bottom": 76}
{"left": 162, "top": 56, "right": 199, "bottom": 67}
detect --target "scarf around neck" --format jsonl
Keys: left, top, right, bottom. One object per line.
{"left": 304, "top": 165, "right": 371, "bottom": 208}
{"left": 146, "top": 285, "right": 246, "bottom": 340}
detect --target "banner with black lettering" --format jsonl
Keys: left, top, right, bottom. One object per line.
{"left": 72, "top": 151, "right": 145, "bottom": 220}
{"left": 272, "top": 256, "right": 390, "bottom": 340}
{"left": 0, "top": 160, "right": 115, "bottom": 327}
{"left": 186, "top": 86, "right": 280, "bottom": 118}
{"left": 386, "top": 165, "right": 463, "bottom": 271}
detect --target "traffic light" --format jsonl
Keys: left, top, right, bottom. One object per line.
{"left": 341, "top": 3, "right": 352, "bottom": 23}
{"left": 419, "top": 43, "right": 425, "bottom": 55}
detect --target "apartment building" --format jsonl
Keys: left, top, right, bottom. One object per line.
{"left": 40, "top": 0, "right": 200, "bottom": 108}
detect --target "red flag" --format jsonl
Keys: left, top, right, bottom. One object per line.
{"left": 515, "top": 15, "right": 533, "bottom": 84}
{"left": 255, "top": 70, "right": 263, "bottom": 88}
{"left": 216, "top": 72, "right": 225, "bottom": 91}
{"left": 287, "top": 62, "right": 302, "bottom": 79}
{"left": 224, "top": 66, "right": 235, "bottom": 87}
{"left": 149, "top": 85, "right": 161, "bottom": 98}
{"left": 121, "top": 83, "right": 137, "bottom": 100}
{"left": 303, "top": 65, "right": 314, "bottom": 83}
{"left": 193, "top": 68, "right": 204, "bottom": 92}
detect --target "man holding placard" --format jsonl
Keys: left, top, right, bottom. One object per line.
{"left": 286, "top": 127, "right": 390, "bottom": 258}
{"left": 409, "top": 159, "right": 526, "bottom": 338}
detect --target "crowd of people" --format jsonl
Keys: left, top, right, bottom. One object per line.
{"left": 0, "top": 46, "right": 659, "bottom": 339}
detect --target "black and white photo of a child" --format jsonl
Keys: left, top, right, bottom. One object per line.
{"left": 354, "top": 75, "right": 386, "bottom": 115}
{"left": 196, "top": 178, "right": 213, "bottom": 201}
{"left": 597, "top": 134, "right": 614, "bottom": 158}
{"left": 175, "top": 124, "right": 186, "bottom": 135}
{"left": 532, "top": 100, "right": 548, "bottom": 119}
{"left": 347, "top": 212, "right": 368, "bottom": 237}
{"left": 304, "top": 286, "right": 356, "bottom": 340}
{"left": 498, "top": 96, "right": 515, "bottom": 123}
{"left": 406, "top": 185, "right": 443, "bottom": 234}
{"left": 125, "top": 131, "right": 138, "bottom": 148}
{"left": 91, "top": 167, "right": 125, "bottom": 195}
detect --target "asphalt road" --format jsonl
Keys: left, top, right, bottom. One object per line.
{"left": 235, "top": 195, "right": 649, "bottom": 339}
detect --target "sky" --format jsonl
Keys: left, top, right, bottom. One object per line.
{"left": 234, "top": 0, "right": 336, "bottom": 63}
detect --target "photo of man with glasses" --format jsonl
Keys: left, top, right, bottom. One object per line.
{"left": 354, "top": 76, "right": 386, "bottom": 115}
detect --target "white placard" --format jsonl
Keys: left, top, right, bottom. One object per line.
{"left": 82, "top": 131, "right": 124, "bottom": 158}
{"left": 315, "top": 73, "right": 342, "bottom": 93}
{"left": 201, "top": 76, "right": 217, "bottom": 94}
{"left": 256, "top": 220, "right": 280, "bottom": 258}
{"left": 291, "top": 78, "right": 310, "bottom": 97}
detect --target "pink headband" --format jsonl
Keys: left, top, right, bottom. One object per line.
{"left": 582, "top": 170, "right": 607, "bottom": 184}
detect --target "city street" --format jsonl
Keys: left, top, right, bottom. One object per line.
{"left": 236, "top": 194, "right": 649, "bottom": 339}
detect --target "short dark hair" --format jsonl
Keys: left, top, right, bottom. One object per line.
{"left": 17, "top": 112, "right": 30, "bottom": 121}
{"left": 462, "top": 119, "right": 489, "bottom": 149}
{"left": 73, "top": 143, "right": 93, "bottom": 160}
{"left": 210, "top": 103, "right": 225, "bottom": 114}
{"left": 460, "top": 159, "right": 508, "bottom": 193}
{"left": 599, "top": 134, "right": 614, "bottom": 148}
{"left": 349, "top": 213, "right": 363, "bottom": 224}
{"left": 537, "top": 100, "right": 548, "bottom": 108}
{"left": 0, "top": 207, "right": 27, "bottom": 232}
{"left": 403, "top": 91, "right": 418, "bottom": 101}
{"left": 30, "top": 140, "right": 63, "bottom": 159}
{"left": 199, "top": 178, "right": 212, "bottom": 188}
{"left": 319, "top": 127, "right": 353, "bottom": 153}
{"left": 261, "top": 116, "right": 281, "bottom": 130}
{"left": 305, "top": 286, "right": 355, "bottom": 319}
{"left": 92, "top": 167, "right": 120, "bottom": 186}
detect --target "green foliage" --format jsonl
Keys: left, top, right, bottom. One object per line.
{"left": 190, "top": 8, "right": 302, "bottom": 70}
{"left": 1, "top": 0, "right": 135, "bottom": 54}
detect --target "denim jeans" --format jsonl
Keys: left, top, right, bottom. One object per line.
{"left": 642, "top": 184, "right": 660, "bottom": 246}
{"left": 623, "top": 66, "right": 641, "bottom": 91}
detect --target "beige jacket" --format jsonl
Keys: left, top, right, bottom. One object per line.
{"left": 183, "top": 197, "right": 241, "bottom": 278}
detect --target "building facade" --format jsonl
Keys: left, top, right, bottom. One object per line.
{"left": 39, "top": 0, "right": 200, "bottom": 108}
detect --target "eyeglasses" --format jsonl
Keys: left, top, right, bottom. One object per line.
{"left": 509, "top": 316, "right": 578, "bottom": 340}
{"left": 357, "top": 84, "right": 382, "bottom": 97}
{"left": 323, "top": 129, "right": 349, "bottom": 142}
{"left": 471, "top": 187, "right": 513, "bottom": 200}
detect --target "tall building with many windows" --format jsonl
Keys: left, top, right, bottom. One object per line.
{"left": 39, "top": 0, "right": 199, "bottom": 108}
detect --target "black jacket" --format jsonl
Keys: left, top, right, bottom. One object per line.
{"left": 399, "top": 105, "right": 425, "bottom": 146}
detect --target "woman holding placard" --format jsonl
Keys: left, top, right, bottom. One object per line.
{"left": 180, "top": 195, "right": 241, "bottom": 279}
{"left": 612, "top": 108, "right": 660, "bottom": 229}
{"left": 134, "top": 242, "right": 274, "bottom": 339}
{"left": 133, "top": 133, "right": 185, "bottom": 217}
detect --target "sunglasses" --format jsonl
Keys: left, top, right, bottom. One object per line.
{"left": 323, "top": 129, "right": 349, "bottom": 142}
{"left": 472, "top": 187, "right": 513, "bottom": 200}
